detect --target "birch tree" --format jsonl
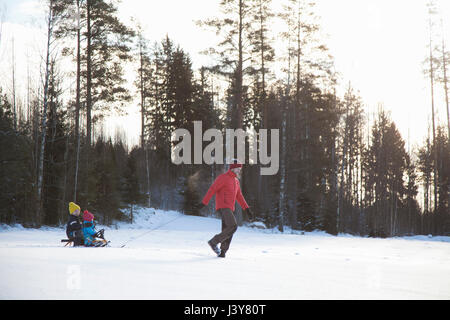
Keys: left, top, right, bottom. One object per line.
{"left": 426, "top": 0, "right": 439, "bottom": 214}
{"left": 439, "top": 19, "right": 450, "bottom": 140}
{"left": 36, "top": 0, "right": 57, "bottom": 225}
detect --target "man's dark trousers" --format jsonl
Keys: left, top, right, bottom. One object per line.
{"left": 209, "top": 208, "right": 238, "bottom": 253}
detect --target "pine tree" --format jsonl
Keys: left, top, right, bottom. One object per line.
{"left": 197, "top": 0, "right": 255, "bottom": 129}
{"left": 53, "top": 0, "right": 83, "bottom": 203}
{"left": 134, "top": 23, "right": 153, "bottom": 207}
{"left": 0, "top": 89, "right": 35, "bottom": 225}
{"left": 83, "top": 0, "right": 135, "bottom": 144}
{"left": 364, "top": 110, "right": 410, "bottom": 237}
{"left": 404, "top": 151, "right": 420, "bottom": 235}
{"left": 248, "top": 0, "right": 275, "bottom": 129}
{"left": 278, "top": 0, "right": 335, "bottom": 232}
{"left": 425, "top": 0, "right": 439, "bottom": 215}
{"left": 337, "top": 85, "right": 365, "bottom": 233}
{"left": 434, "top": 126, "right": 449, "bottom": 233}
{"left": 42, "top": 58, "right": 69, "bottom": 225}
{"left": 90, "top": 137, "right": 121, "bottom": 225}
{"left": 134, "top": 24, "right": 153, "bottom": 149}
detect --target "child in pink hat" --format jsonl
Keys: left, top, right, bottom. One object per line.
{"left": 82, "top": 210, "right": 106, "bottom": 247}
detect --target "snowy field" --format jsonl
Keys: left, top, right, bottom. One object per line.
{"left": 1, "top": 207, "right": 449, "bottom": 300}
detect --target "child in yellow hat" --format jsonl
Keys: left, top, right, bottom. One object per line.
{"left": 69, "top": 202, "right": 81, "bottom": 215}
{"left": 66, "top": 202, "right": 83, "bottom": 246}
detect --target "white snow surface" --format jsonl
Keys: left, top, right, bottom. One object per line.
{"left": 1, "top": 207, "right": 450, "bottom": 300}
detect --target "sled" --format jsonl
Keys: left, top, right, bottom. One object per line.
{"left": 62, "top": 228, "right": 109, "bottom": 247}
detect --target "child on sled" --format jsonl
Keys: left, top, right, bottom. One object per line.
{"left": 66, "top": 202, "right": 84, "bottom": 246}
{"left": 82, "top": 210, "right": 108, "bottom": 247}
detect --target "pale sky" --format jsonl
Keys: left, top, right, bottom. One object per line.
{"left": 0, "top": 0, "right": 449, "bottom": 150}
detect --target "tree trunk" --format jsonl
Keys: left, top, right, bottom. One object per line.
{"left": 278, "top": 96, "right": 287, "bottom": 232}
{"left": 138, "top": 35, "right": 152, "bottom": 208}
{"left": 428, "top": 15, "right": 438, "bottom": 227}
{"left": 441, "top": 32, "right": 450, "bottom": 216}
{"left": 36, "top": 0, "right": 54, "bottom": 226}
{"left": 12, "top": 37, "right": 16, "bottom": 131}
{"left": 338, "top": 97, "right": 350, "bottom": 234}
{"left": 73, "top": 0, "right": 81, "bottom": 202}
{"left": 86, "top": 0, "right": 92, "bottom": 147}
{"left": 236, "top": 0, "right": 244, "bottom": 129}
{"left": 442, "top": 34, "right": 450, "bottom": 140}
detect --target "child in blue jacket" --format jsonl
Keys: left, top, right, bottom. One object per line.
{"left": 82, "top": 210, "right": 106, "bottom": 247}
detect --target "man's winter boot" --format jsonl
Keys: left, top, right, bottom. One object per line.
{"left": 208, "top": 240, "right": 221, "bottom": 255}
{"left": 218, "top": 250, "right": 226, "bottom": 258}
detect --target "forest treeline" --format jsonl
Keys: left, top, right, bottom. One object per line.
{"left": 0, "top": 0, "right": 449, "bottom": 237}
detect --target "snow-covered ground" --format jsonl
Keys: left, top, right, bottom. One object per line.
{"left": 1, "top": 207, "right": 449, "bottom": 300}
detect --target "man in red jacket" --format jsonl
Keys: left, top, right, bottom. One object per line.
{"left": 200, "top": 161, "right": 254, "bottom": 258}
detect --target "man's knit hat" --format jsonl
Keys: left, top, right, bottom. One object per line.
{"left": 230, "top": 160, "right": 243, "bottom": 170}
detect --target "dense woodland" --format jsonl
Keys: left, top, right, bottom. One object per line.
{"left": 0, "top": 0, "right": 449, "bottom": 237}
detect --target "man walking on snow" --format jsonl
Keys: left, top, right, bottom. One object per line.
{"left": 199, "top": 161, "right": 254, "bottom": 258}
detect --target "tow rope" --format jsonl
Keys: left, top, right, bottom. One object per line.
{"left": 119, "top": 214, "right": 186, "bottom": 248}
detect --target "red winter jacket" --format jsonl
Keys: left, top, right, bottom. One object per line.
{"left": 202, "top": 170, "right": 249, "bottom": 212}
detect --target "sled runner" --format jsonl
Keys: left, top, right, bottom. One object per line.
{"left": 61, "top": 239, "right": 74, "bottom": 247}
{"left": 87, "top": 238, "right": 110, "bottom": 247}
{"left": 60, "top": 238, "right": 110, "bottom": 247}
